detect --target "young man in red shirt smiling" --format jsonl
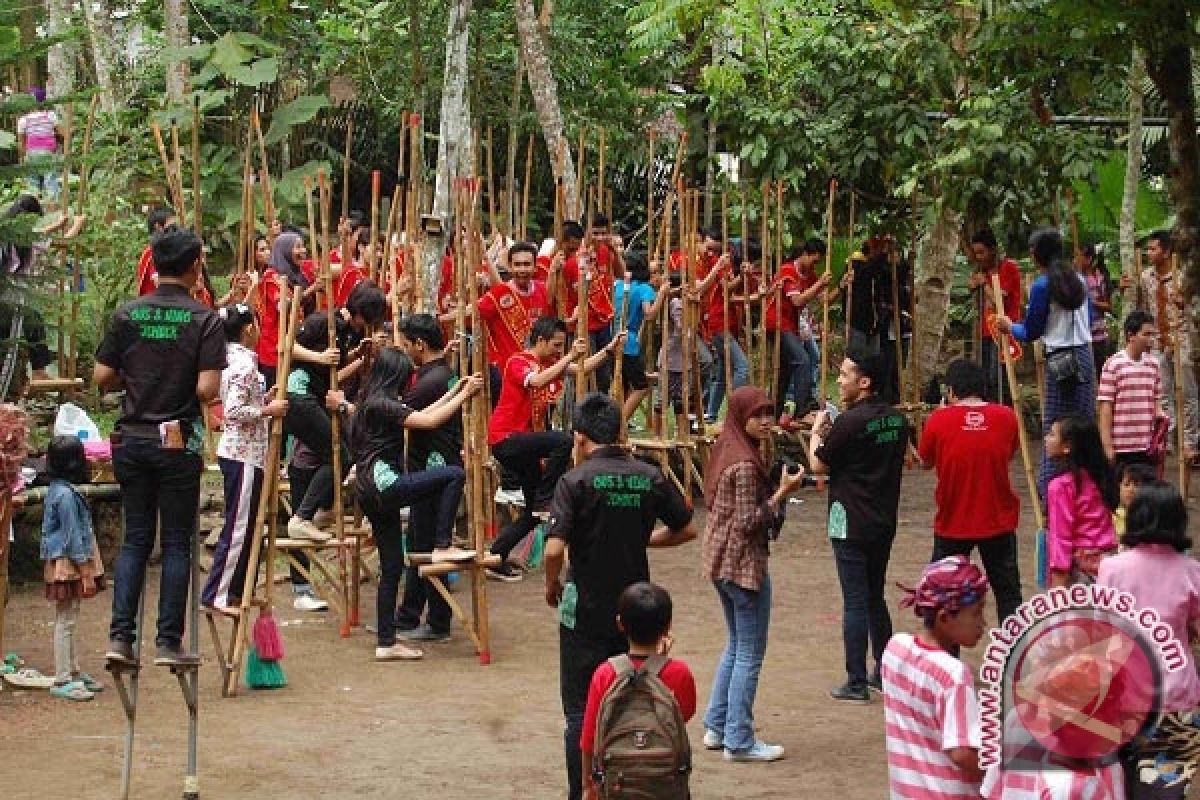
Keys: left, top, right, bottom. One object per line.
{"left": 917, "top": 358, "right": 1022, "bottom": 623}
{"left": 485, "top": 316, "right": 624, "bottom": 580}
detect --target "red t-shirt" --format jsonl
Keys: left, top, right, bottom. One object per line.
{"left": 979, "top": 257, "right": 1023, "bottom": 335}
{"left": 255, "top": 262, "right": 318, "bottom": 368}
{"left": 764, "top": 262, "right": 806, "bottom": 334}
{"left": 702, "top": 255, "right": 741, "bottom": 337}
{"left": 334, "top": 261, "right": 368, "bottom": 308}
{"left": 580, "top": 656, "right": 696, "bottom": 755}
{"left": 135, "top": 245, "right": 157, "bottom": 297}
{"left": 438, "top": 252, "right": 491, "bottom": 311}
{"left": 477, "top": 281, "right": 551, "bottom": 368}
{"left": 563, "top": 249, "right": 615, "bottom": 333}
{"left": 487, "top": 351, "right": 561, "bottom": 445}
{"left": 917, "top": 402, "right": 1021, "bottom": 538}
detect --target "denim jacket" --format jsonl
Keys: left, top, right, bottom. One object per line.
{"left": 40, "top": 479, "right": 95, "bottom": 564}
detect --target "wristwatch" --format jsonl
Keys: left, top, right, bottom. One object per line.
{"left": 337, "top": 401, "right": 349, "bottom": 415}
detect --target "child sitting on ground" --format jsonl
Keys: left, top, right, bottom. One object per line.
{"left": 881, "top": 555, "right": 989, "bottom": 798}
{"left": 581, "top": 581, "right": 696, "bottom": 800}
{"left": 1044, "top": 415, "right": 1118, "bottom": 586}
{"left": 1113, "top": 462, "right": 1156, "bottom": 539}
{"left": 41, "top": 435, "right": 105, "bottom": 701}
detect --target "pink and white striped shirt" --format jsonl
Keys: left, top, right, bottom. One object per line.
{"left": 982, "top": 760, "right": 1124, "bottom": 799}
{"left": 1097, "top": 350, "right": 1161, "bottom": 454}
{"left": 882, "top": 633, "right": 982, "bottom": 799}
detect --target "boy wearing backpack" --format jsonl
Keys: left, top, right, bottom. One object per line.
{"left": 581, "top": 582, "right": 696, "bottom": 800}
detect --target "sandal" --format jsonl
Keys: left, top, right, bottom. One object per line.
{"left": 50, "top": 680, "right": 94, "bottom": 702}
{"left": 4, "top": 667, "right": 56, "bottom": 689}
{"left": 75, "top": 672, "right": 103, "bottom": 692}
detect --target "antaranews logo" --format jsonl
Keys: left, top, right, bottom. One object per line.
{"left": 978, "top": 583, "right": 1187, "bottom": 771}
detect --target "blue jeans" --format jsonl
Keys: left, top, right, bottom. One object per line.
{"left": 774, "top": 332, "right": 814, "bottom": 414}
{"left": 360, "top": 465, "right": 466, "bottom": 647}
{"left": 706, "top": 332, "right": 750, "bottom": 419}
{"left": 110, "top": 439, "right": 203, "bottom": 647}
{"left": 832, "top": 536, "right": 895, "bottom": 688}
{"left": 704, "top": 575, "right": 772, "bottom": 752}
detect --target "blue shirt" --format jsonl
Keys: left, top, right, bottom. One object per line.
{"left": 612, "top": 281, "right": 657, "bottom": 356}
{"left": 1010, "top": 273, "right": 1093, "bottom": 349}
{"left": 40, "top": 479, "right": 95, "bottom": 564}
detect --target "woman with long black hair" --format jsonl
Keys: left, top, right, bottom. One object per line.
{"left": 344, "top": 347, "right": 483, "bottom": 661}
{"left": 995, "top": 227, "right": 1094, "bottom": 498}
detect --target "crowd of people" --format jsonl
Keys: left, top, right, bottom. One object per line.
{"left": 3, "top": 183, "right": 1185, "bottom": 800}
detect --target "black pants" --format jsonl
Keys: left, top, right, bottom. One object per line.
{"left": 560, "top": 624, "right": 626, "bottom": 800}
{"left": 832, "top": 534, "right": 895, "bottom": 688}
{"left": 284, "top": 393, "right": 346, "bottom": 520}
{"left": 879, "top": 337, "right": 911, "bottom": 406}
{"left": 395, "top": 494, "right": 453, "bottom": 634}
{"left": 489, "top": 431, "right": 573, "bottom": 562}
{"left": 110, "top": 438, "right": 202, "bottom": 648}
{"left": 932, "top": 532, "right": 1022, "bottom": 624}
{"left": 980, "top": 337, "right": 1010, "bottom": 406}
{"left": 589, "top": 328, "right": 613, "bottom": 395}
{"left": 1114, "top": 450, "right": 1152, "bottom": 471}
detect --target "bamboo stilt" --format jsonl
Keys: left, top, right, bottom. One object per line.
{"left": 818, "top": 180, "right": 837, "bottom": 403}
{"left": 342, "top": 117, "right": 353, "bottom": 222}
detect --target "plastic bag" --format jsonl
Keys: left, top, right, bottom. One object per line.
{"left": 53, "top": 403, "right": 102, "bottom": 443}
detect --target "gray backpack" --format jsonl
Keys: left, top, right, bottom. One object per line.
{"left": 593, "top": 654, "right": 692, "bottom": 799}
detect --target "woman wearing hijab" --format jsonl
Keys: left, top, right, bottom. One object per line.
{"left": 701, "top": 386, "right": 806, "bottom": 763}
{"left": 255, "top": 230, "right": 317, "bottom": 389}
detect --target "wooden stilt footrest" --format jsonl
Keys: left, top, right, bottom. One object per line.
{"left": 418, "top": 553, "right": 501, "bottom": 578}
{"left": 27, "top": 378, "right": 85, "bottom": 394}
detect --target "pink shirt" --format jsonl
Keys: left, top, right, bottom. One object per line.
{"left": 1046, "top": 472, "right": 1116, "bottom": 573}
{"left": 881, "top": 633, "right": 982, "bottom": 799}
{"left": 1097, "top": 545, "right": 1200, "bottom": 711}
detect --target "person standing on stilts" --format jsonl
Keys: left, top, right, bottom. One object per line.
{"left": 96, "top": 227, "right": 227, "bottom": 667}
{"left": 967, "top": 228, "right": 1023, "bottom": 406}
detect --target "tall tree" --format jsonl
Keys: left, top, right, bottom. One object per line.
{"left": 82, "top": 0, "right": 120, "bottom": 112}
{"left": 164, "top": 0, "right": 189, "bottom": 103}
{"left": 515, "top": 0, "right": 579, "bottom": 217}
{"left": 1119, "top": 46, "right": 1145, "bottom": 308}
{"left": 433, "top": 0, "right": 473, "bottom": 220}
{"left": 45, "top": 0, "right": 75, "bottom": 99}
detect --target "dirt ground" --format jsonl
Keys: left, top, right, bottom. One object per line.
{"left": 1, "top": 460, "right": 1196, "bottom": 799}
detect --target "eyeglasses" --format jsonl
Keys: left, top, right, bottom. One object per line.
{"left": 511, "top": 260, "right": 535, "bottom": 268}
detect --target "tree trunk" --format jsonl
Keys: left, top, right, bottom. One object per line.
{"left": 18, "top": 2, "right": 38, "bottom": 90}
{"left": 408, "top": 0, "right": 426, "bottom": 118}
{"left": 913, "top": 202, "right": 963, "bottom": 382}
{"left": 1119, "top": 45, "right": 1145, "bottom": 323}
{"left": 505, "top": 50, "right": 524, "bottom": 235}
{"left": 1143, "top": 23, "right": 1200, "bottom": 370}
{"left": 515, "top": 0, "right": 579, "bottom": 217}
{"left": 432, "top": 0, "right": 473, "bottom": 221}
{"left": 164, "top": 0, "right": 189, "bottom": 103}
{"left": 45, "top": 0, "right": 76, "bottom": 99}
{"left": 82, "top": 0, "right": 120, "bottom": 112}
{"left": 703, "top": 112, "right": 717, "bottom": 228}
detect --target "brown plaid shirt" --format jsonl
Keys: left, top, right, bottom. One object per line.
{"left": 1139, "top": 267, "right": 1193, "bottom": 357}
{"left": 702, "top": 462, "right": 784, "bottom": 591}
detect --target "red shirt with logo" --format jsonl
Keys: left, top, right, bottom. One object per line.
{"left": 702, "top": 255, "right": 741, "bottom": 337}
{"left": 255, "top": 261, "right": 318, "bottom": 368}
{"left": 917, "top": 401, "right": 1021, "bottom": 538}
{"left": 488, "top": 351, "right": 563, "bottom": 445}
{"left": 477, "top": 281, "right": 551, "bottom": 368}
{"left": 563, "top": 245, "right": 616, "bottom": 333}
{"left": 764, "top": 261, "right": 807, "bottom": 334}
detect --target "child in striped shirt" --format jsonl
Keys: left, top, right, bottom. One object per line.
{"left": 881, "top": 555, "right": 989, "bottom": 799}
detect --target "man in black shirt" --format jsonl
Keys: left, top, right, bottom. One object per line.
{"left": 95, "top": 228, "right": 226, "bottom": 667}
{"left": 395, "top": 313, "right": 460, "bottom": 642}
{"left": 809, "top": 348, "right": 909, "bottom": 704}
{"left": 544, "top": 393, "right": 696, "bottom": 800}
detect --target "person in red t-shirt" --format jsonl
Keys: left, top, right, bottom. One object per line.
{"left": 486, "top": 316, "right": 624, "bottom": 580}
{"left": 760, "top": 238, "right": 832, "bottom": 417}
{"left": 967, "top": 228, "right": 1023, "bottom": 405}
{"left": 693, "top": 229, "right": 749, "bottom": 421}
{"left": 135, "top": 207, "right": 176, "bottom": 297}
{"left": 917, "top": 358, "right": 1022, "bottom": 622}
{"left": 580, "top": 582, "right": 696, "bottom": 800}
{"left": 477, "top": 241, "right": 551, "bottom": 401}
{"left": 255, "top": 230, "right": 321, "bottom": 389}
{"left": 552, "top": 216, "right": 626, "bottom": 395}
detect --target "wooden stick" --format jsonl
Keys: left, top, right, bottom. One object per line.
{"left": 382, "top": 184, "right": 403, "bottom": 324}
{"left": 0, "top": 492, "right": 11, "bottom": 660}
{"left": 772, "top": 181, "right": 784, "bottom": 403}
{"left": 844, "top": 189, "right": 856, "bottom": 345}
{"left": 889, "top": 243, "right": 906, "bottom": 404}
{"left": 170, "top": 121, "right": 184, "bottom": 213}
{"left": 909, "top": 196, "right": 922, "bottom": 405}
{"left": 739, "top": 185, "right": 752, "bottom": 362}
{"left": 818, "top": 179, "right": 837, "bottom": 403}
{"left": 577, "top": 126, "right": 587, "bottom": 201}
{"left": 521, "top": 133, "right": 534, "bottom": 241}
{"left": 252, "top": 107, "right": 275, "bottom": 226}
{"left": 646, "top": 130, "right": 656, "bottom": 264}
{"left": 721, "top": 191, "right": 732, "bottom": 409}
{"left": 575, "top": 186, "right": 593, "bottom": 413}
{"left": 342, "top": 117, "right": 353, "bottom": 222}
{"left": 991, "top": 273, "right": 1044, "bottom": 530}
{"left": 679, "top": 189, "right": 696, "bottom": 496}
{"left": 485, "top": 125, "right": 497, "bottom": 234}
{"left": 191, "top": 99, "right": 202, "bottom": 236}
{"left": 758, "top": 181, "right": 770, "bottom": 389}
{"left": 1170, "top": 254, "right": 1189, "bottom": 500}
{"left": 368, "top": 169, "right": 381, "bottom": 283}
{"left": 76, "top": 94, "right": 99, "bottom": 211}
{"left": 656, "top": 133, "right": 688, "bottom": 265}
{"left": 597, "top": 128, "right": 607, "bottom": 225}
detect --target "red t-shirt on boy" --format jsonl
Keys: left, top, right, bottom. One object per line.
{"left": 579, "top": 656, "right": 696, "bottom": 755}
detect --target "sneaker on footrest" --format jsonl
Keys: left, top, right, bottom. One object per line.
{"left": 486, "top": 563, "right": 524, "bottom": 583}
{"left": 287, "top": 516, "right": 332, "bottom": 542}
{"left": 293, "top": 592, "right": 329, "bottom": 612}
{"left": 153, "top": 644, "right": 201, "bottom": 667}
{"left": 105, "top": 639, "right": 137, "bottom": 667}
{"left": 494, "top": 487, "right": 526, "bottom": 507}
{"left": 431, "top": 546, "right": 477, "bottom": 563}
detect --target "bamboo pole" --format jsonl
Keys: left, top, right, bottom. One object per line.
{"left": 656, "top": 134, "right": 688, "bottom": 266}
{"left": 251, "top": 107, "right": 276, "bottom": 226}
{"left": 76, "top": 94, "right": 99, "bottom": 210}
{"left": 721, "top": 191, "right": 732, "bottom": 411}
{"left": 191, "top": 100, "right": 202, "bottom": 236}
{"left": 888, "top": 243, "right": 906, "bottom": 405}
{"left": 575, "top": 186, "right": 594, "bottom": 414}
{"left": 68, "top": 97, "right": 99, "bottom": 380}
{"left": 597, "top": 129, "right": 607, "bottom": 225}
{"left": 521, "top": 133, "right": 534, "bottom": 241}
{"left": 1170, "top": 254, "right": 1189, "bottom": 500}
{"left": 739, "top": 185, "right": 752, "bottom": 363}
{"left": 909, "top": 196, "right": 921, "bottom": 405}
{"left": 318, "top": 171, "right": 352, "bottom": 635}
{"left": 679, "top": 189, "right": 695, "bottom": 496}
{"left": 818, "top": 179, "right": 837, "bottom": 403}
{"left": 772, "top": 181, "right": 784, "bottom": 404}
{"left": 485, "top": 125, "right": 497, "bottom": 234}
{"left": 367, "top": 170, "right": 381, "bottom": 283}
{"left": 992, "top": 274, "right": 1044, "bottom": 531}
{"left": 342, "top": 118, "right": 353, "bottom": 222}
{"left": 844, "top": 189, "right": 856, "bottom": 345}
{"left": 646, "top": 131, "right": 656, "bottom": 264}
{"left": 758, "top": 181, "right": 770, "bottom": 389}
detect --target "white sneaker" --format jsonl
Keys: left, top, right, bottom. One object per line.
{"left": 702, "top": 730, "right": 723, "bottom": 750}
{"left": 293, "top": 593, "right": 329, "bottom": 612}
{"left": 724, "top": 741, "right": 785, "bottom": 762}
{"left": 494, "top": 487, "right": 526, "bottom": 507}
{"left": 374, "top": 643, "right": 423, "bottom": 661}
{"left": 287, "top": 516, "right": 332, "bottom": 542}
{"left": 431, "top": 546, "right": 477, "bottom": 563}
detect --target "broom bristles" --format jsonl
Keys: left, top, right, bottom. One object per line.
{"left": 253, "top": 608, "right": 285, "bottom": 661}
{"left": 245, "top": 646, "right": 288, "bottom": 689}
